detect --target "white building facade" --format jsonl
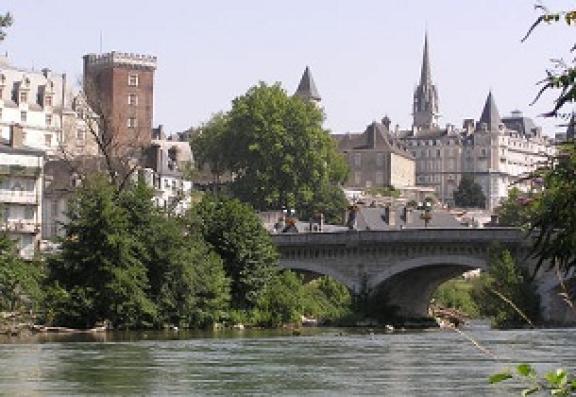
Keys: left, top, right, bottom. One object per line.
{"left": 0, "top": 126, "right": 44, "bottom": 259}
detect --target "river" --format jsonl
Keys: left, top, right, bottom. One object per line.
{"left": 0, "top": 324, "right": 574, "bottom": 396}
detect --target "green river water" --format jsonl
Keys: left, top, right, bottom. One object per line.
{"left": 0, "top": 324, "right": 574, "bottom": 396}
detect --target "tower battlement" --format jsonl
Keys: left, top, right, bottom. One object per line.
{"left": 83, "top": 51, "right": 157, "bottom": 70}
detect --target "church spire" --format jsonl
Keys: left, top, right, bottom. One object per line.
{"left": 412, "top": 33, "right": 439, "bottom": 131}
{"left": 478, "top": 91, "right": 503, "bottom": 131}
{"left": 420, "top": 32, "right": 432, "bottom": 86}
{"left": 294, "top": 66, "right": 321, "bottom": 102}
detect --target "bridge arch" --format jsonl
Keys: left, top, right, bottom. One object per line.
{"left": 278, "top": 260, "right": 358, "bottom": 292}
{"left": 369, "top": 255, "right": 488, "bottom": 319}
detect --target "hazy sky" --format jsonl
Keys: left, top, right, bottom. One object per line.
{"left": 1, "top": 1, "right": 573, "bottom": 136}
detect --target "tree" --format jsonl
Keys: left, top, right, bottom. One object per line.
{"left": 496, "top": 187, "right": 533, "bottom": 227}
{"left": 517, "top": 6, "right": 576, "bottom": 274}
{"left": 187, "top": 195, "right": 278, "bottom": 309}
{"left": 119, "top": 181, "right": 230, "bottom": 328}
{"left": 0, "top": 12, "right": 12, "bottom": 42}
{"left": 473, "top": 248, "right": 540, "bottom": 329}
{"left": 0, "top": 233, "right": 42, "bottom": 313}
{"left": 45, "top": 175, "right": 156, "bottom": 329}
{"left": 190, "top": 112, "right": 230, "bottom": 192}
{"left": 192, "top": 83, "right": 349, "bottom": 223}
{"left": 453, "top": 175, "right": 486, "bottom": 208}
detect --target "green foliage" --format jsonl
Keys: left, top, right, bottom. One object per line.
{"left": 192, "top": 83, "right": 349, "bottom": 223}
{"left": 255, "top": 271, "right": 305, "bottom": 327}
{"left": 528, "top": 143, "right": 576, "bottom": 273}
{"left": 120, "top": 181, "right": 230, "bottom": 328}
{"left": 46, "top": 176, "right": 156, "bottom": 329}
{"left": 491, "top": 364, "right": 576, "bottom": 396}
{"left": 190, "top": 112, "right": 229, "bottom": 189}
{"left": 432, "top": 278, "right": 480, "bottom": 318}
{"left": 0, "top": 233, "right": 42, "bottom": 312}
{"left": 453, "top": 175, "right": 486, "bottom": 208}
{"left": 188, "top": 195, "right": 278, "bottom": 309}
{"left": 364, "top": 186, "right": 401, "bottom": 199}
{"left": 0, "top": 12, "right": 13, "bottom": 42}
{"left": 473, "top": 248, "right": 540, "bottom": 329}
{"left": 497, "top": 187, "right": 534, "bottom": 227}
{"left": 302, "top": 276, "right": 353, "bottom": 323}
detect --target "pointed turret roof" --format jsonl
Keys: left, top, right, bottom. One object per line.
{"left": 420, "top": 33, "right": 432, "bottom": 86}
{"left": 479, "top": 91, "right": 503, "bottom": 131}
{"left": 294, "top": 66, "right": 321, "bottom": 102}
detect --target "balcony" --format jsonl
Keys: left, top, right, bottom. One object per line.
{"left": 0, "top": 190, "right": 38, "bottom": 204}
{"left": 1, "top": 221, "right": 41, "bottom": 234}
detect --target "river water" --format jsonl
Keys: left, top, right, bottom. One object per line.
{"left": 0, "top": 324, "right": 574, "bottom": 396}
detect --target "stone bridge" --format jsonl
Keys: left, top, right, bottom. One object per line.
{"left": 270, "top": 228, "right": 574, "bottom": 324}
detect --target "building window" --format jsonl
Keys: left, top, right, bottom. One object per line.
{"left": 45, "top": 95, "right": 52, "bottom": 107}
{"left": 24, "top": 206, "right": 34, "bottom": 220}
{"left": 376, "top": 153, "right": 384, "bottom": 167}
{"left": 354, "top": 153, "right": 361, "bottom": 167}
{"left": 0, "top": 108, "right": 2, "bottom": 120}
{"left": 77, "top": 128, "right": 86, "bottom": 141}
{"left": 20, "top": 111, "right": 27, "bottom": 122}
{"left": 376, "top": 171, "right": 384, "bottom": 185}
{"left": 20, "top": 92, "right": 27, "bottom": 103}
{"left": 45, "top": 134, "right": 52, "bottom": 147}
{"left": 45, "top": 114, "right": 52, "bottom": 126}
{"left": 354, "top": 172, "right": 361, "bottom": 185}
{"left": 128, "top": 94, "right": 138, "bottom": 106}
{"left": 127, "top": 117, "right": 137, "bottom": 128}
{"left": 128, "top": 74, "right": 139, "bottom": 87}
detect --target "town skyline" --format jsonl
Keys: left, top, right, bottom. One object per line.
{"left": 1, "top": 1, "right": 573, "bottom": 137}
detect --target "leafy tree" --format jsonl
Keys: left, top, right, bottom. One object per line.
{"left": 255, "top": 270, "right": 304, "bottom": 327}
{"left": 190, "top": 112, "right": 230, "bottom": 192}
{"left": 119, "top": 181, "right": 230, "bottom": 328}
{"left": 453, "top": 175, "right": 486, "bottom": 208}
{"left": 46, "top": 175, "right": 156, "bottom": 329}
{"left": 187, "top": 195, "right": 278, "bottom": 309}
{"left": 0, "top": 12, "right": 12, "bottom": 42}
{"left": 0, "top": 233, "right": 42, "bottom": 312}
{"left": 302, "top": 276, "right": 352, "bottom": 323}
{"left": 496, "top": 187, "right": 533, "bottom": 227}
{"left": 473, "top": 248, "right": 540, "bottom": 329}
{"left": 193, "top": 83, "right": 349, "bottom": 223}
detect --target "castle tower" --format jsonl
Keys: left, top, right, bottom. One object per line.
{"left": 294, "top": 66, "right": 321, "bottom": 103}
{"left": 83, "top": 51, "right": 157, "bottom": 154}
{"left": 478, "top": 91, "right": 503, "bottom": 131}
{"left": 412, "top": 33, "right": 439, "bottom": 131}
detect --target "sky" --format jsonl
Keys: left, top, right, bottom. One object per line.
{"left": 1, "top": 0, "right": 574, "bottom": 136}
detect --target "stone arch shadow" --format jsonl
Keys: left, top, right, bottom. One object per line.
{"left": 278, "top": 260, "right": 359, "bottom": 293}
{"left": 368, "top": 255, "right": 489, "bottom": 319}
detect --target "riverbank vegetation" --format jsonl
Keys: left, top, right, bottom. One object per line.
{"left": 1, "top": 174, "right": 354, "bottom": 331}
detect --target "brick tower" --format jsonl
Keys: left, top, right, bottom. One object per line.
{"left": 83, "top": 51, "right": 157, "bottom": 155}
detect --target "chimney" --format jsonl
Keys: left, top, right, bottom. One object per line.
{"left": 42, "top": 68, "right": 51, "bottom": 78}
{"left": 10, "top": 124, "right": 24, "bottom": 148}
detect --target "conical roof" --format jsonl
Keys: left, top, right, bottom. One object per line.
{"left": 294, "top": 66, "right": 321, "bottom": 101}
{"left": 479, "top": 91, "right": 503, "bottom": 131}
{"left": 420, "top": 33, "right": 432, "bottom": 86}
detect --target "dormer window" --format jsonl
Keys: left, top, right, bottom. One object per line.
{"left": 45, "top": 95, "right": 52, "bottom": 107}
{"left": 20, "top": 111, "right": 27, "bottom": 122}
{"left": 20, "top": 91, "right": 27, "bottom": 104}
{"left": 127, "top": 117, "right": 137, "bottom": 128}
{"left": 45, "top": 114, "right": 52, "bottom": 126}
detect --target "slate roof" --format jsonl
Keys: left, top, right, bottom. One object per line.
{"left": 355, "top": 206, "right": 464, "bottom": 231}
{"left": 502, "top": 113, "right": 541, "bottom": 137}
{"left": 294, "top": 66, "right": 321, "bottom": 101}
{"left": 478, "top": 91, "right": 503, "bottom": 131}
{"left": 336, "top": 121, "right": 414, "bottom": 159}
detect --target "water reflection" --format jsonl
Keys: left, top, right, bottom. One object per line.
{"left": 0, "top": 327, "right": 574, "bottom": 396}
